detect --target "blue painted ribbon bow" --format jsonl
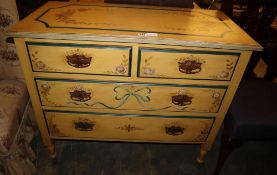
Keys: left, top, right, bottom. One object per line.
{"left": 113, "top": 86, "right": 151, "bottom": 105}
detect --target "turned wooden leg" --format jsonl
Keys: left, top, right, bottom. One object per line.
{"left": 196, "top": 146, "right": 208, "bottom": 164}
{"left": 47, "top": 140, "right": 56, "bottom": 159}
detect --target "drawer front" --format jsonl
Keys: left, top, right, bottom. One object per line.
{"left": 138, "top": 48, "right": 240, "bottom": 80}
{"left": 27, "top": 42, "right": 132, "bottom": 76}
{"left": 45, "top": 111, "right": 214, "bottom": 142}
{"left": 36, "top": 79, "right": 227, "bottom": 113}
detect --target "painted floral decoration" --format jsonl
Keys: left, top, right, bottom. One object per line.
{"left": 144, "top": 67, "right": 155, "bottom": 75}
{"left": 115, "top": 54, "right": 128, "bottom": 74}
{"left": 217, "top": 59, "right": 234, "bottom": 79}
{"left": 212, "top": 92, "right": 221, "bottom": 99}
{"left": 0, "top": 47, "right": 18, "bottom": 62}
{"left": 0, "top": 11, "right": 13, "bottom": 29}
{"left": 219, "top": 70, "right": 229, "bottom": 78}
{"left": 209, "top": 91, "right": 222, "bottom": 112}
{"left": 55, "top": 8, "right": 93, "bottom": 25}
{"left": 31, "top": 50, "right": 55, "bottom": 71}
{"left": 116, "top": 65, "right": 125, "bottom": 73}
{"left": 142, "top": 56, "right": 156, "bottom": 75}
{"left": 0, "top": 85, "right": 21, "bottom": 96}
{"left": 35, "top": 61, "right": 46, "bottom": 69}
{"left": 40, "top": 83, "right": 51, "bottom": 97}
{"left": 0, "top": 134, "right": 10, "bottom": 149}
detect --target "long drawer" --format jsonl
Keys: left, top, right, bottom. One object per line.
{"left": 26, "top": 42, "right": 132, "bottom": 76}
{"left": 138, "top": 48, "right": 240, "bottom": 80}
{"left": 44, "top": 110, "right": 214, "bottom": 143}
{"left": 36, "top": 79, "right": 227, "bottom": 113}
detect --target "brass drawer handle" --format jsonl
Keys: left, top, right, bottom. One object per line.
{"left": 70, "top": 90, "right": 91, "bottom": 102}
{"left": 66, "top": 53, "right": 92, "bottom": 68}
{"left": 165, "top": 126, "right": 185, "bottom": 136}
{"left": 178, "top": 60, "right": 202, "bottom": 74}
{"left": 172, "top": 94, "right": 192, "bottom": 106}
{"left": 73, "top": 119, "right": 95, "bottom": 131}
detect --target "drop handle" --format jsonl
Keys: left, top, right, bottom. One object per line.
{"left": 165, "top": 126, "right": 185, "bottom": 136}
{"left": 66, "top": 53, "right": 92, "bottom": 68}
{"left": 178, "top": 60, "right": 202, "bottom": 74}
{"left": 73, "top": 119, "right": 95, "bottom": 131}
{"left": 171, "top": 94, "right": 192, "bottom": 106}
{"left": 70, "top": 90, "right": 91, "bottom": 102}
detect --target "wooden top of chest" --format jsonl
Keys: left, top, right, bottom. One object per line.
{"left": 8, "top": 1, "right": 262, "bottom": 51}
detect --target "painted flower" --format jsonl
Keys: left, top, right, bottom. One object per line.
{"left": 212, "top": 92, "right": 221, "bottom": 99}
{"left": 0, "top": 48, "right": 18, "bottom": 61}
{"left": 35, "top": 61, "right": 46, "bottom": 69}
{"left": 219, "top": 71, "right": 229, "bottom": 78}
{"left": 0, "top": 12, "right": 13, "bottom": 29}
{"left": 144, "top": 68, "right": 155, "bottom": 75}
{"left": 115, "top": 65, "right": 126, "bottom": 74}
{"left": 0, "top": 86, "right": 20, "bottom": 95}
{"left": 41, "top": 84, "right": 50, "bottom": 91}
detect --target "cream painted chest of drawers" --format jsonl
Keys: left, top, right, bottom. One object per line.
{"left": 8, "top": 1, "right": 262, "bottom": 163}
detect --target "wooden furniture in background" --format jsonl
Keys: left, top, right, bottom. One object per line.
{"left": 8, "top": 1, "right": 261, "bottom": 163}
{"left": 69, "top": 0, "right": 198, "bottom": 8}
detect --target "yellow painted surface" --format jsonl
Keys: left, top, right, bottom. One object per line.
{"left": 8, "top": 1, "right": 262, "bottom": 51}
{"left": 139, "top": 49, "right": 238, "bottom": 80}
{"left": 45, "top": 111, "right": 214, "bottom": 142}
{"left": 10, "top": 1, "right": 261, "bottom": 162}
{"left": 27, "top": 43, "right": 131, "bottom": 76}
{"left": 36, "top": 79, "right": 226, "bottom": 113}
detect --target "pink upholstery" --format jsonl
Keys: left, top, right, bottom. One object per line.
{"left": 0, "top": 1, "right": 37, "bottom": 174}
{"left": 0, "top": 80, "right": 28, "bottom": 154}
{"left": 0, "top": 0, "right": 24, "bottom": 81}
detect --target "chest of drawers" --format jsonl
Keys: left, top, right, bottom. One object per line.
{"left": 8, "top": 1, "right": 262, "bottom": 163}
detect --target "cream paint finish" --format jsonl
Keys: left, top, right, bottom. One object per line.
{"left": 27, "top": 43, "right": 131, "bottom": 76}
{"left": 10, "top": 2, "right": 261, "bottom": 163}
{"left": 8, "top": 1, "right": 262, "bottom": 51}
{"left": 139, "top": 49, "right": 239, "bottom": 80}
{"left": 36, "top": 79, "right": 226, "bottom": 113}
{"left": 45, "top": 111, "right": 214, "bottom": 143}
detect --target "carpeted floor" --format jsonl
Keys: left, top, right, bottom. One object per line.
{"left": 33, "top": 132, "right": 277, "bottom": 175}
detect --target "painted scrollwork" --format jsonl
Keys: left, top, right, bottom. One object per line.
{"left": 115, "top": 124, "right": 143, "bottom": 132}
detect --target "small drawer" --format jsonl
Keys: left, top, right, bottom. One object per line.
{"left": 26, "top": 42, "right": 132, "bottom": 76}
{"left": 36, "top": 78, "right": 227, "bottom": 113}
{"left": 45, "top": 111, "right": 214, "bottom": 143}
{"left": 138, "top": 48, "right": 240, "bottom": 80}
